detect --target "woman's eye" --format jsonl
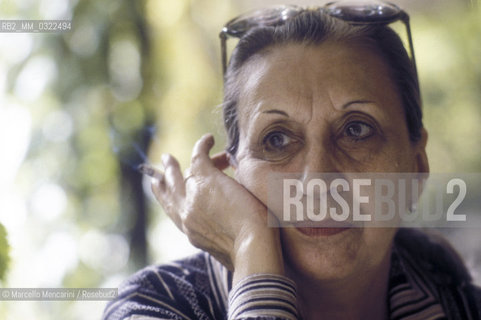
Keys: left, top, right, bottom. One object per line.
{"left": 256, "top": 128, "right": 302, "bottom": 162}
{"left": 264, "top": 132, "right": 291, "bottom": 150}
{"left": 345, "top": 122, "right": 373, "bottom": 140}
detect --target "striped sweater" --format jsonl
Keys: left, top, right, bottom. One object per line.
{"left": 102, "top": 229, "right": 481, "bottom": 319}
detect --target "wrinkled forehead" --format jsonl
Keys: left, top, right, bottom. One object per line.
{"left": 235, "top": 41, "right": 401, "bottom": 120}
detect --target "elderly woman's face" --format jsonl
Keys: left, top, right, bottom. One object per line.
{"left": 233, "top": 42, "right": 428, "bottom": 280}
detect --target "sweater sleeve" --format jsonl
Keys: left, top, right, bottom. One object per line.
{"left": 102, "top": 254, "right": 299, "bottom": 320}
{"left": 228, "top": 274, "right": 298, "bottom": 320}
{"left": 102, "top": 254, "right": 227, "bottom": 320}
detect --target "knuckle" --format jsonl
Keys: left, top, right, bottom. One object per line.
{"left": 182, "top": 211, "right": 197, "bottom": 231}
{"left": 182, "top": 223, "right": 201, "bottom": 248}
{"left": 169, "top": 159, "right": 180, "bottom": 170}
{"left": 163, "top": 156, "right": 180, "bottom": 172}
{"left": 191, "top": 153, "right": 204, "bottom": 166}
{"left": 162, "top": 202, "right": 175, "bottom": 218}
{"left": 188, "top": 237, "right": 201, "bottom": 249}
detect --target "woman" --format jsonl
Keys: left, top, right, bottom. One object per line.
{"left": 103, "top": 3, "right": 480, "bottom": 319}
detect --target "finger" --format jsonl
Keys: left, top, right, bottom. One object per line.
{"left": 183, "top": 151, "right": 228, "bottom": 185}
{"left": 191, "top": 134, "right": 215, "bottom": 175}
{"left": 151, "top": 181, "right": 183, "bottom": 229}
{"left": 183, "top": 167, "right": 196, "bottom": 184}
{"left": 211, "top": 152, "right": 230, "bottom": 171}
{"left": 161, "top": 154, "right": 186, "bottom": 195}
{"left": 151, "top": 179, "right": 166, "bottom": 200}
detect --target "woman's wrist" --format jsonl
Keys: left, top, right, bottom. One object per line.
{"left": 228, "top": 273, "right": 298, "bottom": 320}
{"left": 232, "top": 227, "right": 284, "bottom": 286}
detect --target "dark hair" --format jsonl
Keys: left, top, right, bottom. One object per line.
{"left": 222, "top": 10, "right": 422, "bottom": 156}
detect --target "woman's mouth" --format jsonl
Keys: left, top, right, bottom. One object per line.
{"left": 293, "top": 220, "right": 355, "bottom": 237}
{"left": 295, "top": 227, "right": 351, "bottom": 236}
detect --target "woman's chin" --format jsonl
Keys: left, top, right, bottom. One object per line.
{"left": 281, "top": 226, "right": 395, "bottom": 282}
{"left": 281, "top": 226, "right": 364, "bottom": 281}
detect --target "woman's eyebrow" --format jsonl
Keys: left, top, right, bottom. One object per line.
{"left": 261, "top": 109, "right": 289, "bottom": 117}
{"left": 342, "top": 100, "right": 375, "bottom": 109}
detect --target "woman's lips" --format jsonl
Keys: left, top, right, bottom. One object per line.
{"left": 293, "top": 220, "right": 355, "bottom": 237}
{"left": 295, "top": 227, "right": 351, "bottom": 237}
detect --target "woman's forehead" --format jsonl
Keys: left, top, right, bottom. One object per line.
{"left": 236, "top": 42, "right": 402, "bottom": 119}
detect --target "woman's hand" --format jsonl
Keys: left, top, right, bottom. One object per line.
{"left": 151, "top": 134, "right": 284, "bottom": 284}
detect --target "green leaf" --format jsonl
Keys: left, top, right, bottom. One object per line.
{"left": 0, "top": 223, "right": 9, "bottom": 281}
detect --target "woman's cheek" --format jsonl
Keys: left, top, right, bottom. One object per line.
{"left": 235, "top": 159, "right": 271, "bottom": 204}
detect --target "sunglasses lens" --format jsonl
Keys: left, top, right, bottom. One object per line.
{"left": 324, "top": 1, "right": 400, "bottom": 23}
{"left": 223, "top": 5, "right": 302, "bottom": 37}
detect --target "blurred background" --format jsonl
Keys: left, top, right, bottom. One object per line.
{"left": 0, "top": 0, "right": 479, "bottom": 318}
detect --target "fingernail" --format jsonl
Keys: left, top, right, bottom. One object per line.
{"left": 205, "top": 134, "right": 214, "bottom": 146}
{"left": 161, "top": 154, "right": 169, "bottom": 166}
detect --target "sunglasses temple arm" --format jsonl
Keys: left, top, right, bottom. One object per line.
{"left": 220, "top": 32, "right": 227, "bottom": 76}
{"left": 401, "top": 14, "right": 418, "bottom": 82}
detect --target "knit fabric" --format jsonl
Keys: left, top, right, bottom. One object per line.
{"left": 102, "top": 229, "right": 481, "bottom": 320}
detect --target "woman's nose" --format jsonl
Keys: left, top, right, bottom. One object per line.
{"left": 300, "top": 144, "right": 339, "bottom": 183}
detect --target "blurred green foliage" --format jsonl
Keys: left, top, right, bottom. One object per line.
{"left": 417, "top": 5, "right": 481, "bottom": 172}
{"left": 0, "top": 223, "right": 9, "bottom": 281}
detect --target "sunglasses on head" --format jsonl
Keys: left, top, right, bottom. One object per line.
{"left": 219, "top": 1, "right": 417, "bottom": 78}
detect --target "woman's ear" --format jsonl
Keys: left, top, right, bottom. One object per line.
{"left": 415, "top": 128, "right": 429, "bottom": 175}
